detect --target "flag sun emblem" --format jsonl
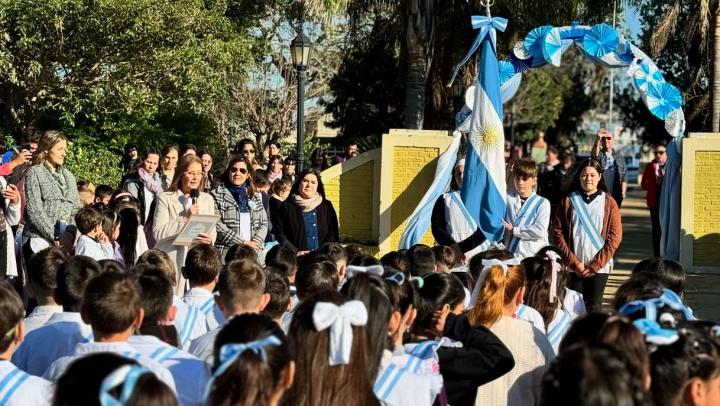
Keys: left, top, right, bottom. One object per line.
{"left": 471, "top": 121, "right": 504, "bottom": 150}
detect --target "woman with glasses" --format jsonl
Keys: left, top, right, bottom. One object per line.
{"left": 641, "top": 143, "right": 667, "bottom": 256}
{"left": 551, "top": 158, "right": 622, "bottom": 313}
{"left": 210, "top": 155, "right": 268, "bottom": 261}
{"left": 233, "top": 138, "right": 260, "bottom": 170}
{"left": 153, "top": 155, "right": 216, "bottom": 294}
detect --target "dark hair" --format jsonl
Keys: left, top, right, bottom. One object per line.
{"left": 309, "top": 148, "right": 329, "bottom": 170}
{"left": 181, "top": 144, "right": 198, "bottom": 155}
{"left": 612, "top": 275, "right": 665, "bottom": 311}
{"left": 266, "top": 155, "right": 283, "bottom": 173}
{"left": 222, "top": 155, "right": 256, "bottom": 197}
{"left": 95, "top": 185, "right": 115, "bottom": 200}
{"left": 52, "top": 353, "right": 177, "bottom": 406}
{"left": 101, "top": 210, "right": 121, "bottom": 242}
{"left": 512, "top": 158, "right": 538, "bottom": 178}
{"left": 116, "top": 207, "right": 141, "bottom": 268}
{"left": 75, "top": 206, "right": 104, "bottom": 234}
{"left": 468, "top": 248, "right": 515, "bottom": 285}
{"left": 432, "top": 245, "right": 454, "bottom": 269}
{"left": 27, "top": 246, "right": 67, "bottom": 292}
{"left": 233, "top": 138, "right": 256, "bottom": 155}
{"left": 225, "top": 244, "right": 258, "bottom": 265}
{"left": 380, "top": 251, "right": 409, "bottom": 274}
{"left": 161, "top": 143, "right": 179, "bottom": 159}
{"left": 598, "top": 318, "right": 651, "bottom": 388}
{"left": 406, "top": 244, "right": 435, "bottom": 277}
{"left": 348, "top": 255, "right": 381, "bottom": 267}
{"left": 271, "top": 178, "right": 292, "bottom": 194}
{"left": 649, "top": 323, "right": 720, "bottom": 406}
{"left": 344, "top": 243, "right": 367, "bottom": 263}
{"left": 99, "top": 259, "right": 126, "bottom": 274}
{"left": 295, "top": 260, "right": 338, "bottom": 301}
{"left": 521, "top": 256, "right": 569, "bottom": 328}
{"left": 81, "top": 272, "right": 141, "bottom": 336}
{"left": 136, "top": 250, "right": 176, "bottom": 285}
{"left": 341, "top": 274, "right": 394, "bottom": 381}
{"left": 0, "top": 281, "right": 24, "bottom": 352}
{"left": 569, "top": 158, "right": 608, "bottom": 193}
{"left": 137, "top": 268, "right": 174, "bottom": 323}
{"left": 558, "top": 312, "right": 610, "bottom": 353}
{"left": 251, "top": 169, "right": 270, "bottom": 188}
{"left": 209, "top": 314, "right": 292, "bottom": 406}
{"left": 262, "top": 269, "right": 291, "bottom": 320}
{"left": 631, "top": 257, "right": 686, "bottom": 297}
{"left": 413, "top": 273, "right": 465, "bottom": 333}
{"left": 283, "top": 156, "right": 296, "bottom": 166}
{"left": 265, "top": 244, "right": 297, "bottom": 279}
{"left": 56, "top": 256, "right": 102, "bottom": 311}
{"left": 219, "top": 260, "right": 266, "bottom": 313}
{"left": 285, "top": 291, "right": 378, "bottom": 406}
{"left": 319, "top": 242, "right": 348, "bottom": 265}
{"left": 290, "top": 168, "right": 326, "bottom": 199}
{"left": 540, "top": 344, "right": 650, "bottom": 406}
{"left": 183, "top": 245, "right": 222, "bottom": 286}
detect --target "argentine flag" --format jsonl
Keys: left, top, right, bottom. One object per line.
{"left": 460, "top": 18, "right": 507, "bottom": 243}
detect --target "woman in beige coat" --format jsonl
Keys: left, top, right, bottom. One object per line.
{"left": 153, "top": 155, "right": 217, "bottom": 295}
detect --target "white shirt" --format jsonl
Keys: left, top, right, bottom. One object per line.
{"left": 12, "top": 312, "right": 92, "bottom": 376}
{"left": 571, "top": 191, "right": 612, "bottom": 274}
{"left": 281, "top": 297, "right": 299, "bottom": 333}
{"left": 23, "top": 305, "right": 63, "bottom": 333}
{"left": 182, "top": 288, "right": 224, "bottom": 331}
{"left": 374, "top": 350, "right": 442, "bottom": 406}
{"left": 563, "top": 288, "right": 586, "bottom": 318}
{"left": 172, "top": 296, "right": 208, "bottom": 351}
{"left": 129, "top": 335, "right": 210, "bottom": 406}
{"left": 0, "top": 360, "right": 52, "bottom": 406}
{"left": 188, "top": 328, "right": 219, "bottom": 364}
{"left": 44, "top": 341, "right": 176, "bottom": 394}
{"left": 515, "top": 304, "right": 546, "bottom": 333}
{"left": 504, "top": 192, "right": 550, "bottom": 259}
{"left": 475, "top": 316, "right": 555, "bottom": 406}
{"left": 0, "top": 177, "right": 21, "bottom": 277}
{"left": 74, "top": 235, "right": 113, "bottom": 261}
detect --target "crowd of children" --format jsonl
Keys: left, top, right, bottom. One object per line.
{"left": 0, "top": 232, "right": 716, "bottom": 406}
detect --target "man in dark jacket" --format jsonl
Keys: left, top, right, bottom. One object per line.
{"left": 591, "top": 129, "right": 627, "bottom": 207}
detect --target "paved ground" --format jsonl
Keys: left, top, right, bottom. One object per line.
{"left": 603, "top": 187, "right": 720, "bottom": 322}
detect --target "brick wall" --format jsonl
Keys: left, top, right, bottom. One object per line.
{"left": 324, "top": 161, "right": 374, "bottom": 242}
{"left": 693, "top": 151, "right": 720, "bottom": 266}
{"left": 387, "top": 146, "right": 441, "bottom": 249}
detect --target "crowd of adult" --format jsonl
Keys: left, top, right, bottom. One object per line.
{"left": 0, "top": 129, "right": 712, "bottom": 406}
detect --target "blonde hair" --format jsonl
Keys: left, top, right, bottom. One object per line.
{"left": 468, "top": 265, "right": 525, "bottom": 327}
{"left": 32, "top": 130, "right": 68, "bottom": 166}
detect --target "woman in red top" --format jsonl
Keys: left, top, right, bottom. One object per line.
{"left": 641, "top": 143, "right": 667, "bottom": 257}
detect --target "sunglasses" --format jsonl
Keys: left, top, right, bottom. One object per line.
{"left": 655, "top": 150, "right": 666, "bottom": 155}
{"left": 242, "top": 149, "right": 255, "bottom": 154}
{"left": 230, "top": 167, "right": 248, "bottom": 174}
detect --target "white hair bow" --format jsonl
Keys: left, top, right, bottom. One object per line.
{"left": 313, "top": 300, "right": 368, "bottom": 365}
{"left": 345, "top": 265, "right": 384, "bottom": 279}
{"left": 545, "top": 252, "right": 563, "bottom": 304}
{"left": 469, "top": 257, "right": 521, "bottom": 308}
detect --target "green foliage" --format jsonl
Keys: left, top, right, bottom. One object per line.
{"left": 63, "top": 127, "right": 123, "bottom": 187}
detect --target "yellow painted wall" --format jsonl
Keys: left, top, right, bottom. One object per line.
{"left": 692, "top": 151, "right": 720, "bottom": 266}
{"left": 323, "top": 158, "right": 376, "bottom": 244}
{"left": 387, "top": 146, "right": 441, "bottom": 250}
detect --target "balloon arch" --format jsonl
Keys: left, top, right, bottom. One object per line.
{"left": 455, "top": 21, "right": 685, "bottom": 139}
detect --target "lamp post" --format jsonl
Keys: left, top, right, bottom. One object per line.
{"left": 291, "top": 30, "right": 312, "bottom": 172}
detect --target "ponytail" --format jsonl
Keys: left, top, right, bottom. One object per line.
{"left": 469, "top": 265, "right": 525, "bottom": 327}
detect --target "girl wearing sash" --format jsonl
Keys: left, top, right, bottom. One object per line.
{"left": 503, "top": 159, "right": 550, "bottom": 259}
{"left": 552, "top": 159, "right": 622, "bottom": 313}
{"left": 431, "top": 159, "right": 487, "bottom": 264}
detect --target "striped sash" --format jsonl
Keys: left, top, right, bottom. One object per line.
{"left": 0, "top": 368, "right": 30, "bottom": 404}
{"left": 508, "top": 194, "right": 543, "bottom": 253}
{"left": 569, "top": 191, "right": 604, "bottom": 251}
{"left": 547, "top": 310, "right": 572, "bottom": 349}
{"left": 178, "top": 306, "right": 200, "bottom": 347}
{"left": 149, "top": 346, "right": 181, "bottom": 363}
{"left": 199, "top": 297, "right": 215, "bottom": 316}
{"left": 374, "top": 363, "right": 406, "bottom": 402}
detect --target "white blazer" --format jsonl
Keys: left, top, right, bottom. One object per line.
{"left": 153, "top": 191, "right": 217, "bottom": 296}
{"left": 0, "top": 177, "right": 20, "bottom": 277}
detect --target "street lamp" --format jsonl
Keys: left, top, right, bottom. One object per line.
{"left": 291, "top": 30, "right": 312, "bottom": 172}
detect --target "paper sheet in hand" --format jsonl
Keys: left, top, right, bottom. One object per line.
{"left": 173, "top": 214, "right": 220, "bottom": 246}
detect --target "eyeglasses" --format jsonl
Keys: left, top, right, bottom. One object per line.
{"left": 242, "top": 149, "right": 254, "bottom": 154}
{"left": 184, "top": 171, "right": 203, "bottom": 177}
{"left": 229, "top": 167, "right": 248, "bottom": 174}
{"left": 655, "top": 150, "right": 666, "bottom": 155}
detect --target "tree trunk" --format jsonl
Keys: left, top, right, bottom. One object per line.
{"left": 713, "top": 8, "right": 720, "bottom": 132}
{"left": 403, "top": 0, "right": 435, "bottom": 130}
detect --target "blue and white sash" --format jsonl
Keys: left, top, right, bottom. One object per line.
{"left": 199, "top": 297, "right": 215, "bottom": 316}
{"left": 374, "top": 363, "right": 407, "bottom": 402}
{"left": 0, "top": 368, "right": 30, "bottom": 404}
{"left": 178, "top": 306, "right": 200, "bottom": 347}
{"left": 569, "top": 191, "right": 604, "bottom": 251}
{"left": 446, "top": 191, "right": 479, "bottom": 238}
{"left": 507, "top": 194, "right": 543, "bottom": 253}
{"left": 547, "top": 310, "right": 573, "bottom": 352}
{"left": 149, "top": 346, "right": 181, "bottom": 363}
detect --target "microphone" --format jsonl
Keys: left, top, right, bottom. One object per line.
{"left": 190, "top": 188, "right": 199, "bottom": 205}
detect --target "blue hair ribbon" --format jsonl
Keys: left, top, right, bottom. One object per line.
{"left": 99, "top": 365, "right": 151, "bottom": 406}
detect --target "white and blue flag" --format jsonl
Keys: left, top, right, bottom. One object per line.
{"left": 455, "top": 15, "right": 508, "bottom": 243}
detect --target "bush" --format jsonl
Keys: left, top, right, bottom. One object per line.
{"left": 63, "top": 128, "right": 123, "bottom": 187}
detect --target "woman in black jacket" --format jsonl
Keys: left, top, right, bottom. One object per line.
{"left": 408, "top": 272, "right": 514, "bottom": 406}
{"left": 273, "top": 168, "right": 339, "bottom": 252}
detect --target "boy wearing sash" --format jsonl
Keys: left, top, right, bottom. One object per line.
{"left": 504, "top": 159, "right": 550, "bottom": 259}
{"left": 129, "top": 268, "right": 209, "bottom": 406}
{"left": 182, "top": 245, "right": 225, "bottom": 331}
{"left": 0, "top": 282, "right": 52, "bottom": 405}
